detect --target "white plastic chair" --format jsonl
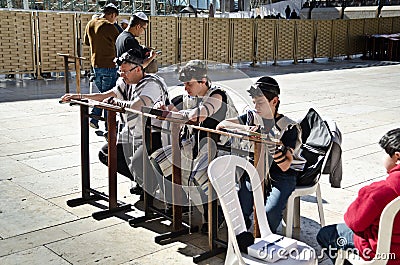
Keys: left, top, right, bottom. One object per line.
{"left": 335, "top": 196, "right": 400, "bottom": 265}
{"left": 208, "top": 155, "right": 317, "bottom": 265}
{"left": 283, "top": 178, "right": 327, "bottom": 238}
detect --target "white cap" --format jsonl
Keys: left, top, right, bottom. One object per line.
{"left": 120, "top": 19, "right": 129, "bottom": 25}
{"left": 103, "top": 3, "right": 118, "bottom": 12}
{"left": 133, "top": 12, "right": 148, "bottom": 21}
{"left": 100, "top": 3, "right": 119, "bottom": 18}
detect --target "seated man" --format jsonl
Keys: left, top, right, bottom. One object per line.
{"left": 147, "top": 60, "right": 238, "bottom": 230}
{"left": 60, "top": 50, "right": 169, "bottom": 189}
{"left": 216, "top": 76, "right": 305, "bottom": 232}
{"left": 317, "top": 128, "right": 400, "bottom": 265}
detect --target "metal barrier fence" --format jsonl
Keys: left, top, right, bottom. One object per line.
{"left": 1, "top": 9, "right": 399, "bottom": 76}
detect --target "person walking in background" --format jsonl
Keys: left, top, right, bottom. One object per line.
{"left": 209, "top": 3, "right": 214, "bottom": 18}
{"left": 84, "top": 3, "right": 119, "bottom": 132}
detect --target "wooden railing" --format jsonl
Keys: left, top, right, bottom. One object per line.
{"left": 62, "top": 99, "right": 282, "bottom": 262}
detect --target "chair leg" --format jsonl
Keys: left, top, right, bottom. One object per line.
{"left": 284, "top": 183, "right": 325, "bottom": 238}
{"left": 316, "top": 183, "right": 326, "bottom": 227}
{"left": 285, "top": 194, "right": 295, "bottom": 238}
{"left": 294, "top": 196, "right": 301, "bottom": 228}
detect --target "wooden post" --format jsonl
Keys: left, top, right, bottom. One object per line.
{"left": 58, "top": 53, "right": 87, "bottom": 94}
{"left": 63, "top": 55, "right": 70, "bottom": 93}
{"left": 80, "top": 104, "right": 90, "bottom": 199}
{"left": 208, "top": 132, "right": 217, "bottom": 250}
{"left": 253, "top": 142, "right": 266, "bottom": 238}
{"left": 75, "top": 57, "right": 81, "bottom": 94}
{"left": 171, "top": 122, "right": 182, "bottom": 231}
{"left": 107, "top": 111, "right": 118, "bottom": 209}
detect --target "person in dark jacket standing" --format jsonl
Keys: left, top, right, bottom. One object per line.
{"left": 115, "top": 12, "right": 157, "bottom": 71}
{"left": 285, "top": 5, "right": 291, "bottom": 19}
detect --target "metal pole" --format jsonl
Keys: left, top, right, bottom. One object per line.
{"left": 151, "top": 0, "right": 156, "bottom": 15}
{"left": 23, "top": 0, "right": 29, "bottom": 9}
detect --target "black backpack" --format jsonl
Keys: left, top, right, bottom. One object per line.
{"left": 296, "top": 108, "right": 333, "bottom": 186}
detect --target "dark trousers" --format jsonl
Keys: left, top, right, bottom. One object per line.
{"left": 316, "top": 223, "right": 355, "bottom": 264}
{"left": 98, "top": 142, "right": 134, "bottom": 180}
{"left": 98, "top": 132, "right": 162, "bottom": 183}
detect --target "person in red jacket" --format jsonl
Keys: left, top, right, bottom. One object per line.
{"left": 317, "top": 128, "right": 400, "bottom": 264}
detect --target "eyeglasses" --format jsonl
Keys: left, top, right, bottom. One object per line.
{"left": 117, "top": 65, "right": 138, "bottom": 76}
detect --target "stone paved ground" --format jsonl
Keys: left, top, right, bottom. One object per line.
{"left": 0, "top": 57, "right": 399, "bottom": 265}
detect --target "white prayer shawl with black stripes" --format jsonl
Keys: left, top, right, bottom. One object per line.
{"left": 111, "top": 75, "right": 169, "bottom": 146}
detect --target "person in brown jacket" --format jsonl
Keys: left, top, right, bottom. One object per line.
{"left": 84, "top": 3, "right": 119, "bottom": 131}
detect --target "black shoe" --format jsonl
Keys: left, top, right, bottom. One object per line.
{"left": 201, "top": 204, "right": 225, "bottom": 234}
{"left": 200, "top": 223, "right": 208, "bottom": 234}
{"left": 130, "top": 185, "right": 144, "bottom": 196}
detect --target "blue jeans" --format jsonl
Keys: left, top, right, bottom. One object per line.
{"left": 238, "top": 169, "right": 298, "bottom": 233}
{"left": 317, "top": 223, "right": 355, "bottom": 264}
{"left": 90, "top": 67, "right": 117, "bottom": 127}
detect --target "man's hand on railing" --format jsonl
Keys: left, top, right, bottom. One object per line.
{"left": 216, "top": 120, "right": 253, "bottom": 133}
{"left": 60, "top": 93, "right": 82, "bottom": 102}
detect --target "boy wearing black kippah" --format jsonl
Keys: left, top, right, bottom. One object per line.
{"left": 217, "top": 76, "right": 305, "bottom": 232}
